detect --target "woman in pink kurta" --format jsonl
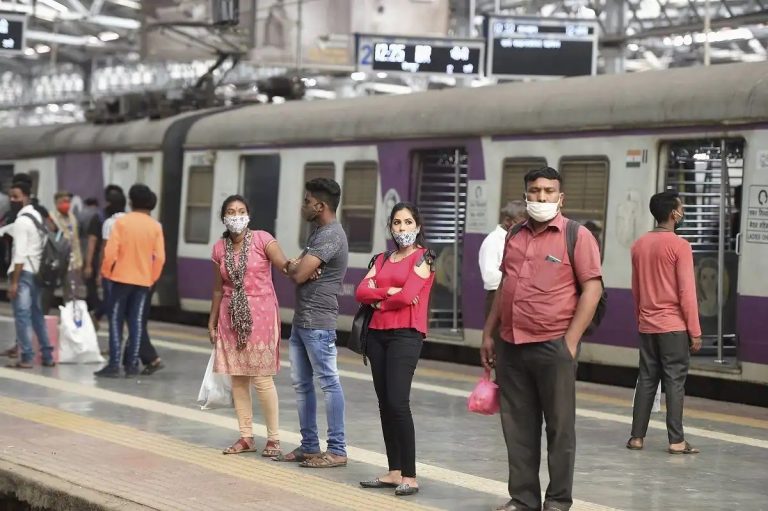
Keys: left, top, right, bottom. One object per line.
{"left": 208, "top": 195, "right": 291, "bottom": 457}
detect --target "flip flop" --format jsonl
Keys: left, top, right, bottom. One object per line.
{"left": 272, "top": 447, "right": 321, "bottom": 463}
{"left": 669, "top": 441, "right": 699, "bottom": 455}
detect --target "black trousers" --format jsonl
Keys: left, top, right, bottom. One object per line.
{"left": 496, "top": 338, "right": 577, "bottom": 511}
{"left": 367, "top": 328, "right": 423, "bottom": 478}
{"left": 631, "top": 331, "right": 690, "bottom": 444}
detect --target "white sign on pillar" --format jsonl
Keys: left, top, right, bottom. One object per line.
{"left": 466, "top": 180, "right": 490, "bottom": 234}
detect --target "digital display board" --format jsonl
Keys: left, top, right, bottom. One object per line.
{"left": 0, "top": 12, "right": 26, "bottom": 55}
{"left": 356, "top": 34, "right": 484, "bottom": 77}
{"left": 485, "top": 16, "right": 598, "bottom": 79}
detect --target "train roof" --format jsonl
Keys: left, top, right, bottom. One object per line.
{"left": 186, "top": 61, "right": 768, "bottom": 149}
{"left": 0, "top": 108, "right": 220, "bottom": 160}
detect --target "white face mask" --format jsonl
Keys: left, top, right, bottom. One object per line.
{"left": 223, "top": 215, "right": 250, "bottom": 234}
{"left": 392, "top": 229, "right": 419, "bottom": 247}
{"left": 526, "top": 200, "right": 560, "bottom": 223}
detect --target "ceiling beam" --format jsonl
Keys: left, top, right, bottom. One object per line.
{"left": 602, "top": 10, "right": 768, "bottom": 43}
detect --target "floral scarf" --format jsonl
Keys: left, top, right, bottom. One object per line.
{"left": 224, "top": 230, "right": 253, "bottom": 350}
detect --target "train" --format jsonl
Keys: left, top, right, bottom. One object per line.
{"left": 1, "top": 61, "right": 767, "bottom": 394}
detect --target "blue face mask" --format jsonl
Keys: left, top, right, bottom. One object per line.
{"left": 392, "top": 230, "right": 419, "bottom": 247}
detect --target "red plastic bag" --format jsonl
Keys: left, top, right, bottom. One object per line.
{"left": 467, "top": 369, "right": 500, "bottom": 415}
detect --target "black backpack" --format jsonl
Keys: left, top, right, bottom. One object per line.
{"left": 21, "top": 213, "right": 71, "bottom": 289}
{"left": 505, "top": 219, "right": 607, "bottom": 336}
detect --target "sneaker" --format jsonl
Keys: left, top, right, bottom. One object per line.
{"left": 94, "top": 366, "right": 120, "bottom": 378}
{"left": 124, "top": 366, "right": 140, "bottom": 378}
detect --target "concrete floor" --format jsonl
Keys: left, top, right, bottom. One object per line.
{"left": 0, "top": 311, "right": 766, "bottom": 511}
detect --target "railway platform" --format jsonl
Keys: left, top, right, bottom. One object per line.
{"left": 0, "top": 310, "right": 766, "bottom": 511}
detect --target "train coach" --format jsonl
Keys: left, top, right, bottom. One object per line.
{"left": 2, "top": 61, "right": 767, "bottom": 393}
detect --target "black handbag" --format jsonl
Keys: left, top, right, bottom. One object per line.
{"left": 347, "top": 304, "right": 374, "bottom": 363}
{"left": 347, "top": 250, "right": 391, "bottom": 364}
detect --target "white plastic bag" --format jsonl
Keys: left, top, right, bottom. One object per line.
{"left": 632, "top": 379, "right": 662, "bottom": 413}
{"left": 197, "top": 350, "right": 233, "bottom": 410}
{"left": 58, "top": 300, "right": 104, "bottom": 364}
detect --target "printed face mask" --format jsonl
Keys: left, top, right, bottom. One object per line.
{"left": 223, "top": 215, "right": 250, "bottom": 234}
{"left": 526, "top": 200, "right": 560, "bottom": 223}
{"left": 392, "top": 229, "right": 419, "bottom": 247}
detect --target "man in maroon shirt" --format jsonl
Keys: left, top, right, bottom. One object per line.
{"left": 482, "top": 167, "right": 603, "bottom": 511}
{"left": 627, "top": 190, "right": 702, "bottom": 454}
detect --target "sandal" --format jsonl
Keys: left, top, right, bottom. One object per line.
{"left": 5, "top": 361, "right": 33, "bottom": 369}
{"left": 668, "top": 441, "right": 699, "bottom": 455}
{"left": 261, "top": 440, "right": 281, "bottom": 458}
{"left": 222, "top": 437, "right": 257, "bottom": 455}
{"left": 272, "top": 447, "right": 321, "bottom": 463}
{"left": 300, "top": 452, "right": 348, "bottom": 468}
{"left": 626, "top": 437, "right": 643, "bottom": 450}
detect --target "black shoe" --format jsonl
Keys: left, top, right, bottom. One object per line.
{"left": 360, "top": 478, "right": 398, "bottom": 489}
{"left": 394, "top": 484, "right": 419, "bottom": 496}
{"left": 94, "top": 366, "right": 120, "bottom": 378}
{"left": 495, "top": 501, "right": 531, "bottom": 511}
{"left": 42, "top": 360, "right": 56, "bottom": 367}
{"left": 124, "top": 366, "right": 140, "bottom": 378}
{"left": 141, "top": 360, "right": 165, "bottom": 375}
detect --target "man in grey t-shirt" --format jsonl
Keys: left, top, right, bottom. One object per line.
{"left": 276, "top": 178, "right": 349, "bottom": 468}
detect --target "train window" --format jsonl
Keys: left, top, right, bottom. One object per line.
{"left": 184, "top": 165, "right": 214, "bottom": 244}
{"left": 0, "top": 165, "right": 14, "bottom": 196}
{"left": 558, "top": 157, "right": 609, "bottom": 250}
{"left": 341, "top": 161, "right": 377, "bottom": 253}
{"left": 501, "top": 158, "right": 547, "bottom": 204}
{"left": 299, "top": 162, "right": 335, "bottom": 247}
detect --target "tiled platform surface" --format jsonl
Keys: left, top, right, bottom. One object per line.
{"left": 0, "top": 309, "right": 767, "bottom": 511}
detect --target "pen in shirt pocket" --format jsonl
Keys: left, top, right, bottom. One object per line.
{"left": 545, "top": 254, "right": 562, "bottom": 263}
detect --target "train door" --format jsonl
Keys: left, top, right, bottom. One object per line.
{"left": 412, "top": 148, "right": 468, "bottom": 337}
{"left": 240, "top": 154, "right": 280, "bottom": 235}
{"left": 663, "top": 139, "right": 744, "bottom": 363}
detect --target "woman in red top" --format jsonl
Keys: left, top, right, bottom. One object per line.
{"left": 354, "top": 202, "right": 435, "bottom": 497}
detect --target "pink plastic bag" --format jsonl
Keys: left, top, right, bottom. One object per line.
{"left": 467, "top": 369, "right": 500, "bottom": 415}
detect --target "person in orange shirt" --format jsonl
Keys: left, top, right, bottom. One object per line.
{"left": 627, "top": 191, "right": 702, "bottom": 454}
{"left": 95, "top": 184, "right": 165, "bottom": 378}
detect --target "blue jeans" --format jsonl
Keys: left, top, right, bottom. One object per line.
{"left": 13, "top": 271, "right": 53, "bottom": 365}
{"left": 107, "top": 282, "right": 149, "bottom": 370}
{"left": 289, "top": 326, "right": 346, "bottom": 456}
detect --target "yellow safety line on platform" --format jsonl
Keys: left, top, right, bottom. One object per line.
{"left": 0, "top": 395, "right": 438, "bottom": 511}
{"left": 146, "top": 335, "right": 768, "bottom": 433}
{"left": 0, "top": 368, "right": 620, "bottom": 511}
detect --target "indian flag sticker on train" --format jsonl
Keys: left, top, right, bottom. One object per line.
{"left": 625, "top": 149, "right": 648, "bottom": 168}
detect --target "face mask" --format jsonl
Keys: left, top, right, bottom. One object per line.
{"left": 223, "top": 215, "right": 250, "bottom": 234}
{"left": 392, "top": 229, "right": 419, "bottom": 247}
{"left": 9, "top": 201, "right": 23, "bottom": 214}
{"left": 673, "top": 210, "right": 685, "bottom": 229}
{"left": 57, "top": 202, "right": 71, "bottom": 215}
{"left": 526, "top": 200, "right": 560, "bottom": 223}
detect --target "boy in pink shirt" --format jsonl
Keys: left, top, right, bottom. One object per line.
{"left": 628, "top": 191, "right": 702, "bottom": 454}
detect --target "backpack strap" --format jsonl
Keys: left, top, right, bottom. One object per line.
{"left": 414, "top": 248, "right": 437, "bottom": 272}
{"left": 368, "top": 249, "right": 395, "bottom": 271}
{"left": 21, "top": 212, "right": 46, "bottom": 234}
{"left": 500, "top": 222, "right": 526, "bottom": 272}
{"left": 566, "top": 219, "right": 605, "bottom": 294}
